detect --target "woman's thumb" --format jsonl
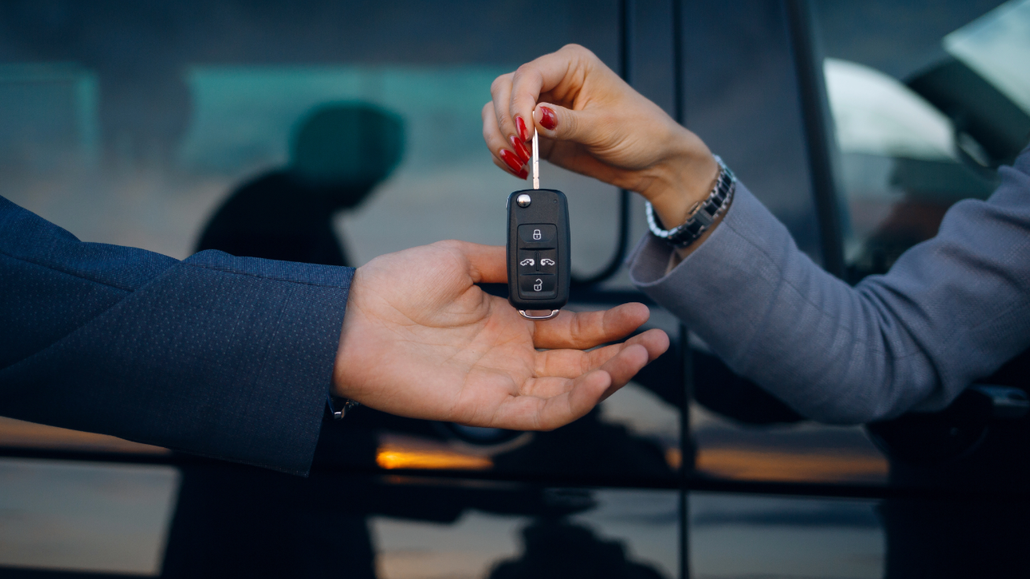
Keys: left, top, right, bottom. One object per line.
{"left": 533, "top": 103, "right": 591, "bottom": 144}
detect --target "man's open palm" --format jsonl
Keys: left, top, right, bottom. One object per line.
{"left": 333, "top": 241, "right": 668, "bottom": 430}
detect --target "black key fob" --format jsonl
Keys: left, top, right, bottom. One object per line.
{"left": 506, "top": 188, "right": 570, "bottom": 319}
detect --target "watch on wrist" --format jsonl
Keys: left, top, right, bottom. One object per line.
{"left": 646, "top": 155, "right": 736, "bottom": 249}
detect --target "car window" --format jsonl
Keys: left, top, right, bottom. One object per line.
{"left": 680, "top": 1, "right": 824, "bottom": 264}
{"left": 812, "top": 0, "right": 1028, "bottom": 279}
{"left": 679, "top": 1, "right": 888, "bottom": 490}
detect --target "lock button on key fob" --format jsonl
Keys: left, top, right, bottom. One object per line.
{"left": 518, "top": 224, "right": 557, "bottom": 248}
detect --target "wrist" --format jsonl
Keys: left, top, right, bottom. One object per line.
{"left": 640, "top": 129, "right": 719, "bottom": 229}
{"left": 645, "top": 155, "right": 735, "bottom": 253}
{"left": 330, "top": 268, "right": 368, "bottom": 402}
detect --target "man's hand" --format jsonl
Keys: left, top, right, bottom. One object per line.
{"left": 333, "top": 240, "right": 669, "bottom": 430}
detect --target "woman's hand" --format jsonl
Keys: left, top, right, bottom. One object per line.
{"left": 483, "top": 44, "right": 719, "bottom": 230}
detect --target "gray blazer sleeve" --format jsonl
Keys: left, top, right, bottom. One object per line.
{"left": 1, "top": 196, "right": 353, "bottom": 475}
{"left": 628, "top": 147, "right": 1030, "bottom": 424}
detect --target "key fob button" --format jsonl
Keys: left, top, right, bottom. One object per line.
{"left": 519, "top": 274, "right": 556, "bottom": 299}
{"left": 518, "top": 224, "right": 557, "bottom": 248}
{"left": 517, "top": 250, "right": 538, "bottom": 274}
{"left": 536, "top": 249, "right": 557, "bottom": 274}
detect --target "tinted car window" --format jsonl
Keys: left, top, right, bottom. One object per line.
{"left": 680, "top": 0, "right": 888, "bottom": 489}
{"left": 813, "top": 0, "right": 1026, "bottom": 278}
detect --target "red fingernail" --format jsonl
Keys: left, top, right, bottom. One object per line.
{"left": 510, "top": 135, "right": 531, "bottom": 163}
{"left": 500, "top": 149, "right": 524, "bottom": 173}
{"left": 515, "top": 116, "right": 529, "bottom": 141}
{"left": 517, "top": 168, "right": 528, "bottom": 180}
{"left": 539, "top": 106, "right": 558, "bottom": 130}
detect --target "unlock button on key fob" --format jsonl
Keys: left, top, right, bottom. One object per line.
{"left": 519, "top": 274, "right": 556, "bottom": 299}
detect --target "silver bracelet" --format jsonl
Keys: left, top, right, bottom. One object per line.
{"left": 645, "top": 155, "right": 736, "bottom": 248}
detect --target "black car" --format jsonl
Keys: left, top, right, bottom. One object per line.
{"left": 1, "top": 1, "right": 1027, "bottom": 577}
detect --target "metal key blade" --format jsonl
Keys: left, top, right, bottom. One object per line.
{"left": 532, "top": 130, "right": 539, "bottom": 190}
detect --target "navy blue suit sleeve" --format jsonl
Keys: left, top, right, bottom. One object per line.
{"left": 0, "top": 195, "right": 354, "bottom": 475}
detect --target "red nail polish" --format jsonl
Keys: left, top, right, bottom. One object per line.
{"left": 515, "top": 116, "right": 529, "bottom": 142}
{"left": 510, "top": 135, "right": 531, "bottom": 163}
{"left": 500, "top": 149, "right": 524, "bottom": 173}
{"left": 517, "top": 168, "right": 528, "bottom": 180}
{"left": 539, "top": 106, "right": 558, "bottom": 130}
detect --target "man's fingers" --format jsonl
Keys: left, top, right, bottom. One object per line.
{"left": 553, "top": 369, "right": 613, "bottom": 427}
{"left": 533, "top": 348, "right": 596, "bottom": 380}
{"left": 520, "top": 374, "right": 580, "bottom": 398}
{"left": 442, "top": 241, "right": 506, "bottom": 284}
{"left": 623, "top": 328, "right": 671, "bottom": 365}
{"left": 489, "top": 369, "right": 611, "bottom": 431}
{"left": 593, "top": 330, "right": 669, "bottom": 401}
{"left": 533, "top": 328, "right": 670, "bottom": 380}
{"left": 604, "top": 343, "right": 652, "bottom": 380}
{"left": 472, "top": 329, "right": 669, "bottom": 431}
{"left": 533, "top": 302, "right": 651, "bottom": 350}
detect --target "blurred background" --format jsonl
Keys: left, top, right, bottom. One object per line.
{"left": 1, "top": 0, "right": 1028, "bottom": 577}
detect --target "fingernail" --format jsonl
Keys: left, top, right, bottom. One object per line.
{"left": 515, "top": 116, "right": 529, "bottom": 142}
{"left": 539, "top": 106, "right": 558, "bottom": 130}
{"left": 499, "top": 149, "right": 524, "bottom": 173}
{"left": 510, "top": 135, "right": 531, "bottom": 163}
{"left": 517, "top": 167, "right": 528, "bottom": 180}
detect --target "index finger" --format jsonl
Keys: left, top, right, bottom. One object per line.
{"left": 506, "top": 44, "right": 601, "bottom": 139}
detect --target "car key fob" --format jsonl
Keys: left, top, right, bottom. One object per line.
{"left": 506, "top": 130, "right": 570, "bottom": 320}
{"left": 507, "top": 188, "right": 570, "bottom": 319}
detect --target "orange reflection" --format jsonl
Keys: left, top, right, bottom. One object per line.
{"left": 696, "top": 448, "right": 887, "bottom": 483}
{"left": 665, "top": 447, "right": 683, "bottom": 470}
{"left": 376, "top": 443, "right": 493, "bottom": 471}
{"left": 0, "top": 417, "right": 168, "bottom": 454}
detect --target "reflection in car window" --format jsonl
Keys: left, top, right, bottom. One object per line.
{"left": 815, "top": 0, "right": 1027, "bottom": 279}
{"left": 824, "top": 58, "right": 958, "bottom": 163}
{"left": 945, "top": 0, "right": 1030, "bottom": 117}
{"left": 0, "top": 458, "right": 180, "bottom": 575}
